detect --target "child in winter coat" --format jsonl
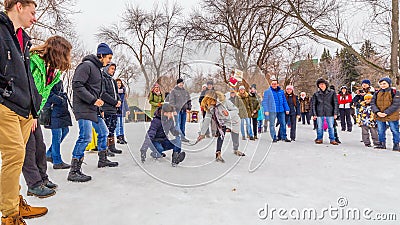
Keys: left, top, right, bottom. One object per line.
{"left": 356, "top": 94, "right": 379, "bottom": 147}
{"left": 197, "top": 90, "right": 245, "bottom": 162}
{"left": 143, "top": 103, "right": 186, "bottom": 166}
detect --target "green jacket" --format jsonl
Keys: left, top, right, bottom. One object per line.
{"left": 149, "top": 92, "right": 164, "bottom": 118}
{"left": 30, "top": 53, "right": 61, "bottom": 111}
{"left": 248, "top": 92, "right": 260, "bottom": 118}
{"left": 234, "top": 92, "right": 252, "bottom": 119}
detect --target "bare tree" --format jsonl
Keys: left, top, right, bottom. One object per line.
{"left": 284, "top": 0, "right": 399, "bottom": 84}
{"left": 97, "top": 2, "right": 183, "bottom": 94}
{"left": 188, "top": 0, "right": 309, "bottom": 79}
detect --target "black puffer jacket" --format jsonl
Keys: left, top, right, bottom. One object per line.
{"left": 101, "top": 64, "right": 120, "bottom": 114}
{"left": 311, "top": 88, "right": 339, "bottom": 117}
{"left": 72, "top": 54, "right": 104, "bottom": 122}
{"left": 0, "top": 12, "right": 41, "bottom": 118}
{"left": 44, "top": 81, "right": 72, "bottom": 129}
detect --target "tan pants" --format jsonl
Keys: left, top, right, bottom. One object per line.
{"left": 0, "top": 104, "right": 33, "bottom": 217}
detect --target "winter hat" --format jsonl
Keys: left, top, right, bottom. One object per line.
{"left": 162, "top": 103, "right": 175, "bottom": 112}
{"left": 286, "top": 85, "right": 294, "bottom": 91}
{"left": 379, "top": 77, "right": 392, "bottom": 86}
{"left": 340, "top": 86, "right": 347, "bottom": 90}
{"left": 206, "top": 80, "right": 214, "bottom": 85}
{"left": 177, "top": 78, "right": 184, "bottom": 84}
{"left": 364, "top": 94, "right": 373, "bottom": 100}
{"left": 250, "top": 84, "right": 257, "bottom": 89}
{"left": 202, "top": 84, "right": 207, "bottom": 88}
{"left": 97, "top": 43, "right": 113, "bottom": 55}
{"left": 329, "top": 85, "right": 336, "bottom": 91}
{"left": 316, "top": 78, "right": 328, "bottom": 87}
{"left": 238, "top": 85, "right": 245, "bottom": 90}
{"left": 362, "top": 79, "right": 371, "bottom": 85}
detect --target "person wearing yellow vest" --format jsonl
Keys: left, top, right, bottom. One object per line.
{"left": 371, "top": 77, "right": 400, "bottom": 151}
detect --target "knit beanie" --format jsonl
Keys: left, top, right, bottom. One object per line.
{"left": 97, "top": 43, "right": 113, "bottom": 55}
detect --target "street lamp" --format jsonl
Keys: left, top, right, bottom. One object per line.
{"left": 351, "top": 81, "right": 356, "bottom": 97}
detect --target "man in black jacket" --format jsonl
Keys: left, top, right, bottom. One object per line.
{"left": 0, "top": 0, "right": 48, "bottom": 223}
{"left": 101, "top": 63, "right": 122, "bottom": 155}
{"left": 68, "top": 43, "right": 118, "bottom": 183}
{"left": 311, "top": 78, "right": 339, "bottom": 145}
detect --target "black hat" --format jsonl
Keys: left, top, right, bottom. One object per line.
{"left": 316, "top": 78, "right": 328, "bottom": 87}
{"left": 177, "top": 78, "right": 184, "bottom": 84}
{"left": 250, "top": 84, "right": 257, "bottom": 89}
{"left": 206, "top": 80, "right": 214, "bottom": 85}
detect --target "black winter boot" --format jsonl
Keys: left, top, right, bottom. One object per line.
{"left": 374, "top": 142, "right": 386, "bottom": 149}
{"left": 67, "top": 158, "right": 91, "bottom": 182}
{"left": 117, "top": 135, "right": 128, "bottom": 144}
{"left": 172, "top": 151, "right": 186, "bottom": 167}
{"left": 98, "top": 150, "right": 119, "bottom": 168}
{"left": 393, "top": 143, "right": 400, "bottom": 151}
{"left": 108, "top": 137, "right": 122, "bottom": 154}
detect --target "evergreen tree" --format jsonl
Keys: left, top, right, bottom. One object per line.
{"left": 320, "top": 48, "right": 332, "bottom": 62}
{"left": 360, "top": 40, "right": 377, "bottom": 59}
{"left": 339, "top": 48, "right": 360, "bottom": 87}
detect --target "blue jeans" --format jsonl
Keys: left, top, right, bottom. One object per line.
{"left": 72, "top": 117, "right": 109, "bottom": 159}
{"left": 176, "top": 111, "right": 187, "bottom": 136}
{"left": 240, "top": 118, "right": 253, "bottom": 138}
{"left": 268, "top": 112, "right": 287, "bottom": 140}
{"left": 151, "top": 137, "right": 181, "bottom": 154}
{"left": 46, "top": 127, "right": 69, "bottom": 165}
{"left": 316, "top": 117, "right": 335, "bottom": 141}
{"left": 377, "top": 120, "right": 399, "bottom": 144}
{"left": 115, "top": 115, "right": 124, "bottom": 136}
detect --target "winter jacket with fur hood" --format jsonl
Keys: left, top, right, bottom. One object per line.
{"left": 201, "top": 92, "right": 240, "bottom": 134}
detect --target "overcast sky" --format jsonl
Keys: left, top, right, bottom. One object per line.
{"left": 73, "top": 0, "right": 200, "bottom": 52}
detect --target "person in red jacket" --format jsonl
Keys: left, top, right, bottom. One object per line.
{"left": 337, "top": 86, "right": 353, "bottom": 132}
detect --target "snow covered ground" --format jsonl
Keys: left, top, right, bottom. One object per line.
{"left": 15, "top": 121, "right": 400, "bottom": 224}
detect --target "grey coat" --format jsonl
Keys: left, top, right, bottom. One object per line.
{"left": 200, "top": 93, "right": 240, "bottom": 134}
{"left": 167, "top": 86, "right": 192, "bottom": 112}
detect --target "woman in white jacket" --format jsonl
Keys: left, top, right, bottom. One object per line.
{"left": 197, "top": 90, "right": 245, "bottom": 162}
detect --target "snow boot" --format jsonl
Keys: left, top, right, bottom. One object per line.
{"left": 234, "top": 150, "right": 245, "bottom": 156}
{"left": 107, "top": 137, "right": 122, "bottom": 154}
{"left": 117, "top": 135, "right": 128, "bottom": 144}
{"left": 374, "top": 142, "right": 386, "bottom": 149}
{"left": 98, "top": 150, "right": 119, "bottom": 168}
{"left": 172, "top": 151, "right": 186, "bottom": 167}
{"left": 393, "top": 143, "right": 400, "bottom": 152}
{"left": 19, "top": 195, "right": 48, "bottom": 219}
{"left": 215, "top": 151, "right": 225, "bottom": 163}
{"left": 67, "top": 158, "right": 92, "bottom": 182}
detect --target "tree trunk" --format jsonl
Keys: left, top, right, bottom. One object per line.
{"left": 392, "top": 0, "right": 399, "bottom": 85}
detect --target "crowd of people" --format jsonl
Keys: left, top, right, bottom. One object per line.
{"left": 1, "top": 1, "right": 400, "bottom": 224}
